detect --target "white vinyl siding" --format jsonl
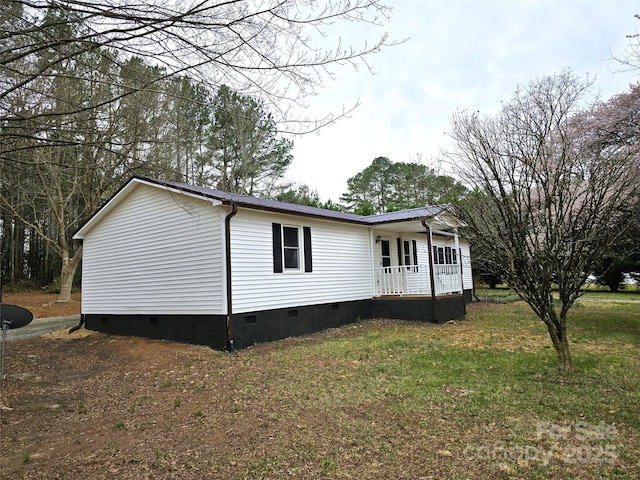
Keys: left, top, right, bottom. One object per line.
{"left": 414, "top": 237, "right": 430, "bottom": 265}
{"left": 230, "top": 209, "right": 373, "bottom": 313}
{"left": 432, "top": 237, "right": 473, "bottom": 291}
{"left": 459, "top": 240, "right": 473, "bottom": 291}
{"left": 81, "top": 184, "right": 224, "bottom": 315}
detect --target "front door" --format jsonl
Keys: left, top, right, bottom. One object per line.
{"left": 380, "top": 239, "right": 391, "bottom": 267}
{"left": 377, "top": 238, "right": 398, "bottom": 294}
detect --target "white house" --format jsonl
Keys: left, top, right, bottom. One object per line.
{"left": 73, "top": 177, "right": 473, "bottom": 349}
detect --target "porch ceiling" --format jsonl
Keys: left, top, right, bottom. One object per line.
{"left": 374, "top": 220, "right": 427, "bottom": 234}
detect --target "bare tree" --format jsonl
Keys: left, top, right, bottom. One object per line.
{"left": 0, "top": 43, "right": 120, "bottom": 300}
{"left": 1, "top": 0, "right": 393, "bottom": 138}
{"left": 448, "top": 71, "right": 640, "bottom": 371}
{"left": 614, "top": 13, "right": 640, "bottom": 72}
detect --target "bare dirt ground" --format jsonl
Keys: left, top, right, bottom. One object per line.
{"left": 2, "top": 291, "right": 82, "bottom": 319}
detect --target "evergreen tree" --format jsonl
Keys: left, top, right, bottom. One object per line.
{"left": 208, "top": 85, "right": 293, "bottom": 196}
{"left": 340, "top": 157, "right": 467, "bottom": 214}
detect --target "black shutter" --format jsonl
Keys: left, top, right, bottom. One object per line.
{"left": 412, "top": 240, "right": 418, "bottom": 266}
{"left": 303, "top": 226, "right": 313, "bottom": 273}
{"left": 396, "top": 238, "right": 402, "bottom": 266}
{"left": 272, "top": 223, "right": 283, "bottom": 273}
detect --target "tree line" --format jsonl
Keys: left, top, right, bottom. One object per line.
{"left": 0, "top": 56, "right": 295, "bottom": 296}
{"left": 277, "top": 157, "right": 468, "bottom": 214}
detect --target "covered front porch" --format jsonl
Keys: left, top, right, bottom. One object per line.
{"left": 369, "top": 209, "right": 468, "bottom": 299}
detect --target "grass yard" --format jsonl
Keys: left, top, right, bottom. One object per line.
{"left": 579, "top": 290, "right": 640, "bottom": 301}
{"left": 1, "top": 300, "right": 638, "bottom": 479}
{"left": 475, "top": 287, "right": 640, "bottom": 304}
{"left": 476, "top": 285, "right": 640, "bottom": 303}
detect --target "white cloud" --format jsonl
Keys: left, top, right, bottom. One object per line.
{"left": 286, "top": 1, "right": 639, "bottom": 202}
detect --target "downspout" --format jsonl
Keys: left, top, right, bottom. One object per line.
{"left": 453, "top": 228, "right": 464, "bottom": 303}
{"left": 421, "top": 219, "right": 438, "bottom": 323}
{"left": 225, "top": 202, "right": 238, "bottom": 351}
{"left": 69, "top": 315, "right": 84, "bottom": 334}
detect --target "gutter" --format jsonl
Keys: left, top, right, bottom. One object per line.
{"left": 421, "top": 219, "right": 438, "bottom": 323}
{"left": 224, "top": 202, "right": 238, "bottom": 351}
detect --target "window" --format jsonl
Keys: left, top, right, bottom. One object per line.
{"left": 272, "top": 223, "right": 312, "bottom": 273}
{"left": 403, "top": 240, "right": 411, "bottom": 267}
{"left": 433, "top": 244, "right": 458, "bottom": 265}
{"left": 283, "top": 226, "right": 299, "bottom": 269}
{"left": 401, "top": 239, "right": 419, "bottom": 271}
{"left": 445, "top": 246, "right": 452, "bottom": 265}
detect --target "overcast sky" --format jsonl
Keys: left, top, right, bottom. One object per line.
{"left": 285, "top": 0, "right": 639, "bottom": 202}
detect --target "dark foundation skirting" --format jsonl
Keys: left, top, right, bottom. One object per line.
{"left": 84, "top": 294, "right": 468, "bottom": 350}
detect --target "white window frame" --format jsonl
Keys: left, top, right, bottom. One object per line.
{"left": 402, "top": 238, "right": 419, "bottom": 272}
{"left": 282, "top": 224, "right": 302, "bottom": 272}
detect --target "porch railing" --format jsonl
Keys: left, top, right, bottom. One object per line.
{"left": 374, "top": 264, "right": 462, "bottom": 296}
{"left": 433, "top": 264, "right": 462, "bottom": 295}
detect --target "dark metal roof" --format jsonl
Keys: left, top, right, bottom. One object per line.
{"left": 140, "top": 177, "right": 448, "bottom": 225}
{"left": 366, "top": 205, "right": 448, "bottom": 225}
